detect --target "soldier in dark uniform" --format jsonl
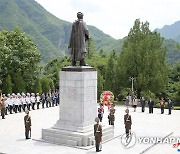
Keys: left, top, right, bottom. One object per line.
{"left": 148, "top": 98, "right": 154, "bottom": 113}
{"left": 160, "top": 97, "right": 165, "bottom": 114}
{"left": 94, "top": 117, "right": 102, "bottom": 152}
{"left": 24, "top": 110, "right": 31, "bottom": 139}
{"left": 124, "top": 109, "right": 132, "bottom": 138}
{"left": 0, "top": 92, "right": 6, "bottom": 119}
{"left": 108, "top": 104, "right": 116, "bottom": 126}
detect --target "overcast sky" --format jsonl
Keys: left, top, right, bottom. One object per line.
{"left": 35, "top": 0, "right": 180, "bottom": 39}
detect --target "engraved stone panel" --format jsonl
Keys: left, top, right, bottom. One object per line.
{"left": 86, "top": 87, "right": 95, "bottom": 101}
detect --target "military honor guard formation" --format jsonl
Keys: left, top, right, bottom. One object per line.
{"left": 0, "top": 91, "right": 59, "bottom": 120}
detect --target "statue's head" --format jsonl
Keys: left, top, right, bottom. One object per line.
{"left": 77, "top": 12, "right": 83, "bottom": 19}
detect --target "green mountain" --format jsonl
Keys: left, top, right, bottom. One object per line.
{"left": 0, "top": 0, "right": 179, "bottom": 64}
{"left": 0, "top": 0, "right": 121, "bottom": 63}
{"left": 155, "top": 21, "right": 180, "bottom": 64}
{"left": 155, "top": 21, "right": 180, "bottom": 43}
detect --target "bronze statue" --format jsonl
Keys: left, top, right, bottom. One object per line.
{"left": 68, "top": 12, "right": 89, "bottom": 66}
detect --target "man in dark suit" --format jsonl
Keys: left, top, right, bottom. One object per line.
{"left": 168, "top": 99, "right": 173, "bottom": 115}
{"left": 140, "top": 96, "right": 146, "bottom": 112}
{"left": 24, "top": 110, "right": 31, "bottom": 139}
{"left": 94, "top": 117, "right": 102, "bottom": 152}
{"left": 148, "top": 98, "right": 154, "bottom": 113}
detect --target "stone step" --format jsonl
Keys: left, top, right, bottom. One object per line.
{"left": 88, "top": 126, "right": 114, "bottom": 145}
{"left": 43, "top": 135, "right": 78, "bottom": 146}
{"left": 42, "top": 125, "right": 114, "bottom": 147}
{"left": 42, "top": 128, "right": 83, "bottom": 146}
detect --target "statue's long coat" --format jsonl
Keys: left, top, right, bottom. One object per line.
{"left": 69, "top": 19, "right": 89, "bottom": 61}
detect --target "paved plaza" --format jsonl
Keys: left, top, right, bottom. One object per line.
{"left": 0, "top": 105, "right": 179, "bottom": 154}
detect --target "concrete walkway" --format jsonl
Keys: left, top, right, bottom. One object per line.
{"left": 0, "top": 105, "right": 179, "bottom": 154}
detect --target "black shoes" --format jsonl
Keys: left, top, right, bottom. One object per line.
{"left": 26, "top": 137, "right": 31, "bottom": 139}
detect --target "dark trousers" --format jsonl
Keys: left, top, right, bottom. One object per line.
{"left": 25, "top": 127, "right": 31, "bottom": 139}
{"left": 15, "top": 105, "right": 18, "bottom": 113}
{"left": 126, "top": 129, "right": 131, "bottom": 138}
{"left": 109, "top": 115, "right": 114, "bottom": 125}
{"left": 98, "top": 114, "right": 103, "bottom": 122}
{"left": 52, "top": 100, "right": 55, "bottom": 107}
{"left": 27, "top": 104, "right": 31, "bottom": 111}
{"left": 141, "top": 106, "right": 145, "bottom": 112}
{"left": 149, "top": 107, "right": 153, "bottom": 113}
{"left": 161, "top": 107, "right": 164, "bottom": 114}
{"left": 46, "top": 100, "right": 49, "bottom": 108}
{"left": 23, "top": 104, "right": 26, "bottom": 111}
{"left": 9, "top": 105, "right": 13, "bottom": 114}
{"left": 32, "top": 103, "right": 35, "bottom": 110}
{"left": 109, "top": 119, "right": 114, "bottom": 125}
{"left": 1, "top": 108, "right": 5, "bottom": 119}
{"left": 37, "top": 102, "right": 40, "bottom": 109}
{"left": 55, "top": 98, "right": 59, "bottom": 105}
{"left": 5, "top": 107, "right": 8, "bottom": 115}
{"left": 168, "top": 108, "right": 171, "bottom": 114}
{"left": 42, "top": 99, "right": 45, "bottom": 108}
{"left": 95, "top": 141, "right": 101, "bottom": 152}
{"left": 18, "top": 105, "right": 22, "bottom": 112}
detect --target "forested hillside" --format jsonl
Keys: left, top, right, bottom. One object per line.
{"left": 0, "top": 0, "right": 179, "bottom": 64}
{"left": 0, "top": 0, "right": 121, "bottom": 63}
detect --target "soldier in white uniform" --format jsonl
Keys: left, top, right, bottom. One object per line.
{"left": 14, "top": 95, "right": 20, "bottom": 113}
{"left": 36, "top": 93, "right": 41, "bottom": 109}
{"left": 21, "top": 93, "right": 27, "bottom": 112}
{"left": 8, "top": 95, "right": 13, "bottom": 114}
{"left": 12, "top": 93, "right": 16, "bottom": 113}
{"left": 17, "top": 93, "right": 22, "bottom": 112}
{"left": 31, "top": 93, "right": 36, "bottom": 110}
{"left": 6, "top": 94, "right": 11, "bottom": 114}
{"left": 26, "top": 93, "right": 31, "bottom": 111}
{"left": 4, "top": 96, "right": 9, "bottom": 115}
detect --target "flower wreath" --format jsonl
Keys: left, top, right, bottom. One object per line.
{"left": 100, "top": 91, "right": 114, "bottom": 106}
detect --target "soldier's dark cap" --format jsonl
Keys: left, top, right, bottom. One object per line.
{"left": 77, "top": 12, "right": 83, "bottom": 18}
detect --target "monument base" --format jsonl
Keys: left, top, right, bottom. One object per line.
{"left": 42, "top": 66, "right": 114, "bottom": 146}
{"left": 42, "top": 125, "right": 114, "bottom": 146}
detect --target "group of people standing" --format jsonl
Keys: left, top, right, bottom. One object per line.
{"left": 125, "top": 94, "right": 173, "bottom": 115}
{"left": 0, "top": 91, "right": 59, "bottom": 119}
{"left": 97, "top": 103, "right": 116, "bottom": 126}
{"left": 94, "top": 93, "right": 174, "bottom": 152}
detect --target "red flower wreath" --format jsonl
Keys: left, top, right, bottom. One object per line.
{"left": 100, "top": 91, "right": 114, "bottom": 108}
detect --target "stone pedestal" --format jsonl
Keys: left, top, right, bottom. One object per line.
{"left": 42, "top": 66, "right": 114, "bottom": 146}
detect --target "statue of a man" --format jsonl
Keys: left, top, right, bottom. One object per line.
{"left": 68, "top": 12, "right": 89, "bottom": 66}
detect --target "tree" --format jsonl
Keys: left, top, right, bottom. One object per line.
{"left": 33, "top": 78, "right": 42, "bottom": 94}
{"left": 43, "top": 57, "right": 71, "bottom": 89}
{"left": 2, "top": 75, "right": 12, "bottom": 94}
{"left": 0, "top": 28, "right": 41, "bottom": 92}
{"left": 104, "top": 51, "right": 118, "bottom": 96}
{"left": 117, "top": 19, "right": 168, "bottom": 98}
{"left": 86, "top": 37, "right": 96, "bottom": 59}
{"left": 13, "top": 72, "right": 26, "bottom": 93}
{"left": 166, "top": 62, "right": 180, "bottom": 105}
{"left": 41, "top": 76, "right": 50, "bottom": 93}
